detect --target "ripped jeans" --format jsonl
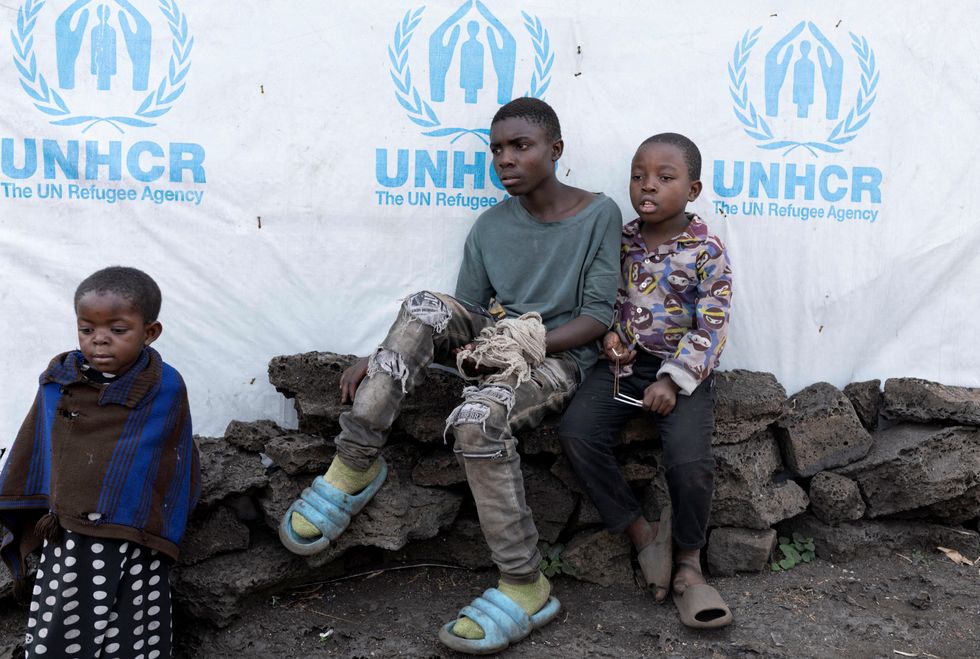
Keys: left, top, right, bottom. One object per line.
{"left": 335, "top": 291, "right": 579, "bottom": 583}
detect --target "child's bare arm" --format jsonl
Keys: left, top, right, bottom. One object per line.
{"left": 544, "top": 315, "right": 606, "bottom": 354}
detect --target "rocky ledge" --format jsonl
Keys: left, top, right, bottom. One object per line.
{"left": 1, "top": 354, "right": 977, "bottom": 631}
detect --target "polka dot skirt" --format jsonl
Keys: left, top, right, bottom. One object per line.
{"left": 25, "top": 529, "right": 172, "bottom": 658}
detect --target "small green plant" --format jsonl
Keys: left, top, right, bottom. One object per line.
{"left": 770, "top": 533, "right": 815, "bottom": 571}
{"left": 539, "top": 542, "right": 577, "bottom": 578}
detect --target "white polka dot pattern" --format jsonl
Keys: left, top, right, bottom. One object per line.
{"left": 25, "top": 531, "right": 171, "bottom": 659}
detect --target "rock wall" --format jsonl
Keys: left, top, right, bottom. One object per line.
{"left": 2, "top": 354, "right": 978, "bottom": 629}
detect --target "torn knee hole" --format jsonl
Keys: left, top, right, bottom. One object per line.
{"left": 449, "top": 401, "right": 490, "bottom": 426}
{"left": 443, "top": 401, "right": 491, "bottom": 442}
{"left": 367, "top": 347, "right": 410, "bottom": 393}
{"left": 461, "top": 383, "right": 515, "bottom": 411}
{"left": 405, "top": 290, "right": 451, "bottom": 333}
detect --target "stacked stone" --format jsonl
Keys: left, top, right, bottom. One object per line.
{"left": 2, "top": 353, "right": 978, "bottom": 629}
{"left": 788, "top": 378, "right": 980, "bottom": 561}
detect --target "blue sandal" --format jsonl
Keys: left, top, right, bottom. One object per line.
{"left": 438, "top": 587, "right": 561, "bottom": 655}
{"left": 278, "top": 458, "right": 388, "bottom": 556}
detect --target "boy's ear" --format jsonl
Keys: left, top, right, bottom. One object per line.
{"left": 688, "top": 180, "right": 703, "bottom": 202}
{"left": 551, "top": 138, "right": 564, "bottom": 162}
{"left": 143, "top": 321, "right": 163, "bottom": 346}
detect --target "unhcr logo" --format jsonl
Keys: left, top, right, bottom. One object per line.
{"left": 376, "top": 1, "right": 555, "bottom": 211}
{"left": 727, "top": 21, "right": 878, "bottom": 156}
{"left": 2, "top": 1, "right": 205, "bottom": 206}
{"left": 11, "top": 0, "right": 193, "bottom": 132}
{"left": 712, "top": 21, "right": 883, "bottom": 225}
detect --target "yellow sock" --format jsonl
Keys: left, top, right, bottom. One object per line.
{"left": 290, "top": 457, "right": 382, "bottom": 539}
{"left": 452, "top": 573, "right": 551, "bottom": 640}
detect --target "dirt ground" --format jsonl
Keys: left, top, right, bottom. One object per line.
{"left": 2, "top": 548, "right": 978, "bottom": 658}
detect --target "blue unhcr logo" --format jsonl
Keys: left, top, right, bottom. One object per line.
{"left": 388, "top": 1, "right": 553, "bottom": 144}
{"left": 375, "top": 2, "right": 555, "bottom": 211}
{"left": 711, "top": 22, "right": 883, "bottom": 224}
{"left": 728, "top": 21, "right": 879, "bottom": 156}
{"left": 11, "top": 0, "right": 193, "bottom": 132}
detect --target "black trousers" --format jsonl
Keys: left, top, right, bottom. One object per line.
{"left": 559, "top": 351, "right": 715, "bottom": 549}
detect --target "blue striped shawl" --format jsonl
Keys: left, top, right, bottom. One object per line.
{"left": 0, "top": 348, "right": 200, "bottom": 580}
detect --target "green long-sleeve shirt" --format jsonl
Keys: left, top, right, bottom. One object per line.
{"left": 454, "top": 193, "right": 623, "bottom": 378}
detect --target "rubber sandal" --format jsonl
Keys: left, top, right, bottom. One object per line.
{"left": 637, "top": 506, "right": 673, "bottom": 598}
{"left": 438, "top": 587, "right": 561, "bottom": 655}
{"left": 674, "top": 582, "right": 733, "bottom": 629}
{"left": 278, "top": 457, "right": 388, "bottom": 556}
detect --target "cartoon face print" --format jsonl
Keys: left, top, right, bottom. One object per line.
{"left": 667, "top": 270, "right": 692, "bottom": 292}
{"left": 629, "top": 306, "right": 654, "bottom": 332}
{"left": 689, "top": 329, "right": 712, "bottom": 351}
{"left": 649, "top": 252, "right": 670, "bottom": 264}
{"left": 702, "top": 306, "right": 726, "bottom": 330}
{"left": 663, "top": 326, "right": 686, "bottom": 347}
{"left": 663, "top": 294, "right": 684, "bottom": 315}
{"left": 710, "top": 280, "right": 731, "bottom": 301}
{"left": 637, "top": 273, "right": 657, "bottom": 294}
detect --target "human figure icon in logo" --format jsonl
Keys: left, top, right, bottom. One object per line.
{"left": 476, "top": 0, "right": 516, "bottom": 104}
{"left": 808, "top": 22, "right": 843, "bottom": 120}
{"left": 459, "top": 21, "right": 485, "bottom": 104}
{"left": 792, "top": 41, "right": 815, "bottom": 118}
{"left": 55, "top": 0, "right": 92, "bottom": 89}
{"left": 115, "top": 0, "right": 152, "bottom": 91}
{"left": 90, "top": 5, "right": 117, "bottom": 91}
{"left": 429, "top": 0, "right": 472, "bottom": 102}
{"left": 764, "top": 20, "right": 805, "bottom": 117}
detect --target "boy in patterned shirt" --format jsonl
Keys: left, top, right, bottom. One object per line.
{"left": 559, "top": 133, "right": 733, "bottom": 629}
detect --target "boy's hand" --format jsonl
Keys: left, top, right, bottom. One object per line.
{"left": 603, "top": 332, "right": 636, "bottom": 364}
{"left": 454, "top": 342, "right": 499, "bottom": 377}
{"left": 340, "top": 356, "right": 369, "bottom": 403}
{"left": 643, "top": 376, "right": 679, "bottom": 415}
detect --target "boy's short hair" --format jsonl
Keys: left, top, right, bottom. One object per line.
{"left": 491, "top": 97, "right": 562, "bottom": 141}
{"left": 640, "top": 133, "right": 702, "bottom": 181}
{"left": 74, "top": 266, "right": 162, "bottom": 322}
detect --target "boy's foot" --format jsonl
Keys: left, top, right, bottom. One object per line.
{"left": 672, "top": 549, "right": 733, "bottom": 629}
{"left": 290, "top": 457, "right": 383, "bottom": 539}
{"left": 672, "top": 548, "right": 707, "bottom": 594}
{"left": 452, "top": 573, "right": 551, "bottom": 640}
{"left": 630, "top": 507, "right": 672, "bottom": 602}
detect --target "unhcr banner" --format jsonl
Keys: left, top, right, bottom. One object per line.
{"left": 2, "top": 0, "right": 979, "bottom": 453}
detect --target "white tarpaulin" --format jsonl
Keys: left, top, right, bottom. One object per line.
{"left": 2, "top": 0, "right": 979, "bottom": 456}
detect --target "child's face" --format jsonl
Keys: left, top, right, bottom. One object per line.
{"left": 489, "top": 117, "right": 561, "bottom": 197}
{"left": 629, "top": 142, "right": 701, "bottom": 230}
{"left": 76, "top": 291, "right": 162, "bottom": 376}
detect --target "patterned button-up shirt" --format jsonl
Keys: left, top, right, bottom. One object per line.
{"left": 615, "top": 214, "right": 733, "bottom": 395}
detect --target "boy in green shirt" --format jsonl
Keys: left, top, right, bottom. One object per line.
{"left": 280, "top": 98, "right": 621, "bottom": 654}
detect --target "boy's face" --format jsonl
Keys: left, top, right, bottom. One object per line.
{"left": 489, "top": 117, "right": 562, "bottom": 197}
{"left": 76, "top": 291, "right": 162, "bottom": 376}
{"left": 629, "top": 142, "right": 701, "bottom": 229}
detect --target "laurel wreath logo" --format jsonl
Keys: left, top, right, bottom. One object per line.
{"left": 11, "top": 0, "right": 193, "bottom": 133}
{"left": 388, "top": 6, "right": 553, "bottom": 144}
{"left": 729, "top": 26, "right": 879, "bottom": 156}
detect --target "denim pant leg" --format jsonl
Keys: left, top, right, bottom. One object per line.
{"left": 449, "top": 354, "right": 579, "bottom": 584}
{"left": 335, "top": 291, "right": 494, "bottom": 471}
{"left": 558, "top": 364, "right": 645, "bottom": 534}
{"left": 657, "top": 372, "right": 716, "bottom": 550}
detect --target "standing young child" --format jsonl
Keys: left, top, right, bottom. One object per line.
{"left": 0, "top": 266, "right": 201, "bottom": 658}
{"left": 559, "top": 133, "right": 734, "bottom": 629}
